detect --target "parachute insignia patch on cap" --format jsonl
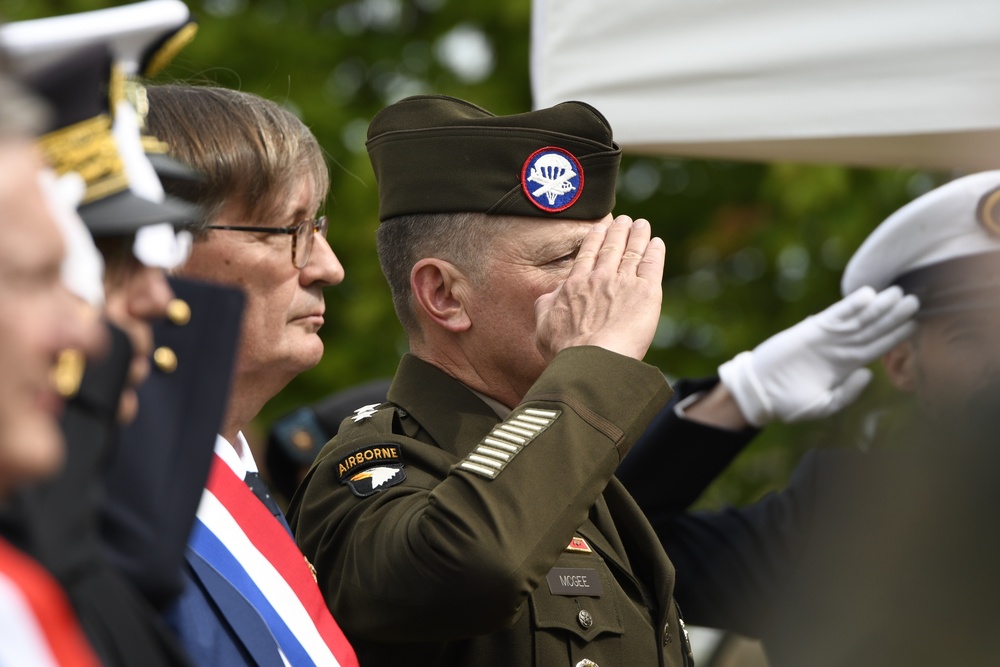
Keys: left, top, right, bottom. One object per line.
{"left": 521, "top": 147, "right": 584, "bottom": 213}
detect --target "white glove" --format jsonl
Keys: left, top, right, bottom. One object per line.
{"left": 718, "top": 285, "right": 919, "bottom": 427}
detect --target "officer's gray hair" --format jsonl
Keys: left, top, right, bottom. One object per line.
{"left": 145, "top": 84, "right": 329, "bottom": 231}
{"left": 377, "top": 211, "right": 515, "bottom": 336}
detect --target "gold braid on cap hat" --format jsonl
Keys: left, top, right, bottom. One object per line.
{"left": 39, "top": 62, "right": 131, "bottom": 204}
{"left": 38, "top": 115, "right": 128, "bottom": 204}
{"left": 144, "top": 22, "right": 198, "bottom": 77}
{"left": 977, "top": 185, "right": 1000, "bottom": 237}
{"left": 131, "top": 23, "right": 199, "bottom": 154}
{"left": 141, "top": 135, "right": 171, "bottom": 154}
{"left": 131, "top": 83, "right": 174, "bottom": 155}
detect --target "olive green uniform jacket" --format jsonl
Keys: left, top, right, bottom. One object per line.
{"left": 288, "top": 347, "right": 693, "bottom": 667}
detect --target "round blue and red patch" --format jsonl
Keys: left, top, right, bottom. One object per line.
{"left": 521, "top": 147, "right": 584, "bottom": 213}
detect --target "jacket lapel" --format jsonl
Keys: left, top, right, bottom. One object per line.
{"left": 602, "top": 479, "right": 676, "bottom": 624}
{"left": 185, "top": 549, "right": 285, "bottom": 667}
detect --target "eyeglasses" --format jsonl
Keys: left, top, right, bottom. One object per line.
{"left": 205, "top": 216, "right": 329, "bottom": 269}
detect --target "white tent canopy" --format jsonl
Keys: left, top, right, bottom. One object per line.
{"left": 531, "top": 0, "right": 1000, "bottom": 170}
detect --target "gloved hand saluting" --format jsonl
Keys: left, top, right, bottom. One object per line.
{"left": 718, "top": 285, "right": 919, "bottom": 427}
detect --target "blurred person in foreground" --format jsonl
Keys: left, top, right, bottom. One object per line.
{"left": 1, "top": 0, "right": 250, "bottom": 613}
{"left": 289, "top": 94, "right": 692, "bottom": 667}
{"left": 619, "top": 170, "right": 1000, "bottom": 666}
{"left": 1, "top": 5, "right": 250, "bottom": 666}
{"left": 3, "top": 37, "right": 212, "bottom": 666}
{"left": 146, "top": 83, "right": 358, "bottom": 667}
{"left": 0, "top": 68, "right": 103, "bottom": 667}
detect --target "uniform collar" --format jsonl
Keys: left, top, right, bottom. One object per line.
{"left": 387, "top": 354, "right": 503, "bottom": 459}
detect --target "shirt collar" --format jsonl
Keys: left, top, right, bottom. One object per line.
{"left": 468, "top": 387, "right": 512, "bottom": 420}
{"left": 214, "top": 431, "right": 259, "bottom": 480}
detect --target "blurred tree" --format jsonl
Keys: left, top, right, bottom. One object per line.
{"left": 5, "top": 0, "right": 950, "bottom": 507}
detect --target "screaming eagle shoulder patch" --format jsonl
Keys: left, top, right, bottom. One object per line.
{"left": 337, "top": 444, "right": 406, "bottom": 498}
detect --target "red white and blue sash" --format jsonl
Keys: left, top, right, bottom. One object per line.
{"left": 190, "top": 453, "right": 357, "bottom": 667}
{"left": 0, "top": 538, "right": 99, "bottom": 667}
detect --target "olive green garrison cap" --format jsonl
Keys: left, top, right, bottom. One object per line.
{"left": 366, "top": 95, "right": 621, "bottom": 221}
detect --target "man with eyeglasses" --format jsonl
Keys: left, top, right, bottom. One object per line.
{"left": 145, "top": 84, "right": 358, "bottom": 667}
{"left": 203, "top": 216, "right": 330, "bottom": 270}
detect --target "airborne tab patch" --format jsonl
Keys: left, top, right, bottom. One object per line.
{"left": 337, "top": 444, "right": 406, "bottom": 497}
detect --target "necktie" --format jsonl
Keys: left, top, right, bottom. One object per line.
{"left": 243, "top": 471, "right": 284, "bottom": 520}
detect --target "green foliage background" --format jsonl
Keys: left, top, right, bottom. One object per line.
{"left": 7, "top": 0, "right": 950, "bottom": 508}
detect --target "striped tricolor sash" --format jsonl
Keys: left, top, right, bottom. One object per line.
{"left": 191, "top": 454, "right": 357, "bottom": 667}
{"left": 0, "top": 538, "right": 99, "bottom": 667}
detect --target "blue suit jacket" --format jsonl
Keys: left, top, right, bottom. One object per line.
{"left": 165, "top": 475, "right": 301, "bottom": 667}
{"left": 165, "top": 548, "right": 287, "bottom": 667}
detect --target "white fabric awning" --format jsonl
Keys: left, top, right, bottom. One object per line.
{"left": 531, "top": 0, "right": 1000, "bottom": 170}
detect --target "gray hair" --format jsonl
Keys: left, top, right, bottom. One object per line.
{"left": 376, "top": 211, "right": 515, "bottom": 335}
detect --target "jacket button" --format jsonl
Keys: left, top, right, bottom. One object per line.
{"left": 53, "top": 349, "right": 85, "bottom": 398}
{"left": 153, "top": 346, "right": 178, "bottom": 373}
{"left": 166, "top": 298, "right": 191, "bottom": 325}
{"left": 577, "top": 609, "right": 594, "bottom": 629}
{"left": 575, "top": 660, "right": 599, "bottom": 667}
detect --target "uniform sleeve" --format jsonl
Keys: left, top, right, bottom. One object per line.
{"left": 616, "top": 377, "right": 759, "bottom": 513}
{"left": 288, "top": 347, "right": 671, "bottom": 642}
{"left": 649, "top": 451, "right": 827, "bottom": 637}
{"left": 100, "top": 278, "right": 244, "bottom": 609}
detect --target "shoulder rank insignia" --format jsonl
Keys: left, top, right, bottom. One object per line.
{"left": 337, "top": 444, "right": 405, "bottom": 497}
{"left": 351, "top": 403, "right": 381, "bottom": 422}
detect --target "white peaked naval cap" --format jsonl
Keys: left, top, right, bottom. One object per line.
{"left": 842, "top": 171, "right": 1000, "bottom": 297}
{"left": 0, "top": 0, "right": 193, "bottom": 76}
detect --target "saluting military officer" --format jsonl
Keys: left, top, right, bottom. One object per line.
{"left": 288, "top": 95, "right": 693, "bottom": 667}
{"left": 621, "top": 170, "right": 1000, "bottom": 667}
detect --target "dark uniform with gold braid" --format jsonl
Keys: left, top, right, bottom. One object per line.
{"left": 289, "top": 94, "right": 693, "bottom": 667}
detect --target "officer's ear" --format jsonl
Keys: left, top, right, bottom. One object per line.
{"left": 410, "top": 258, "right": 472, "bottom": 333}
{"left": 882, "top": 339, "right": 918, "bottom": 393}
